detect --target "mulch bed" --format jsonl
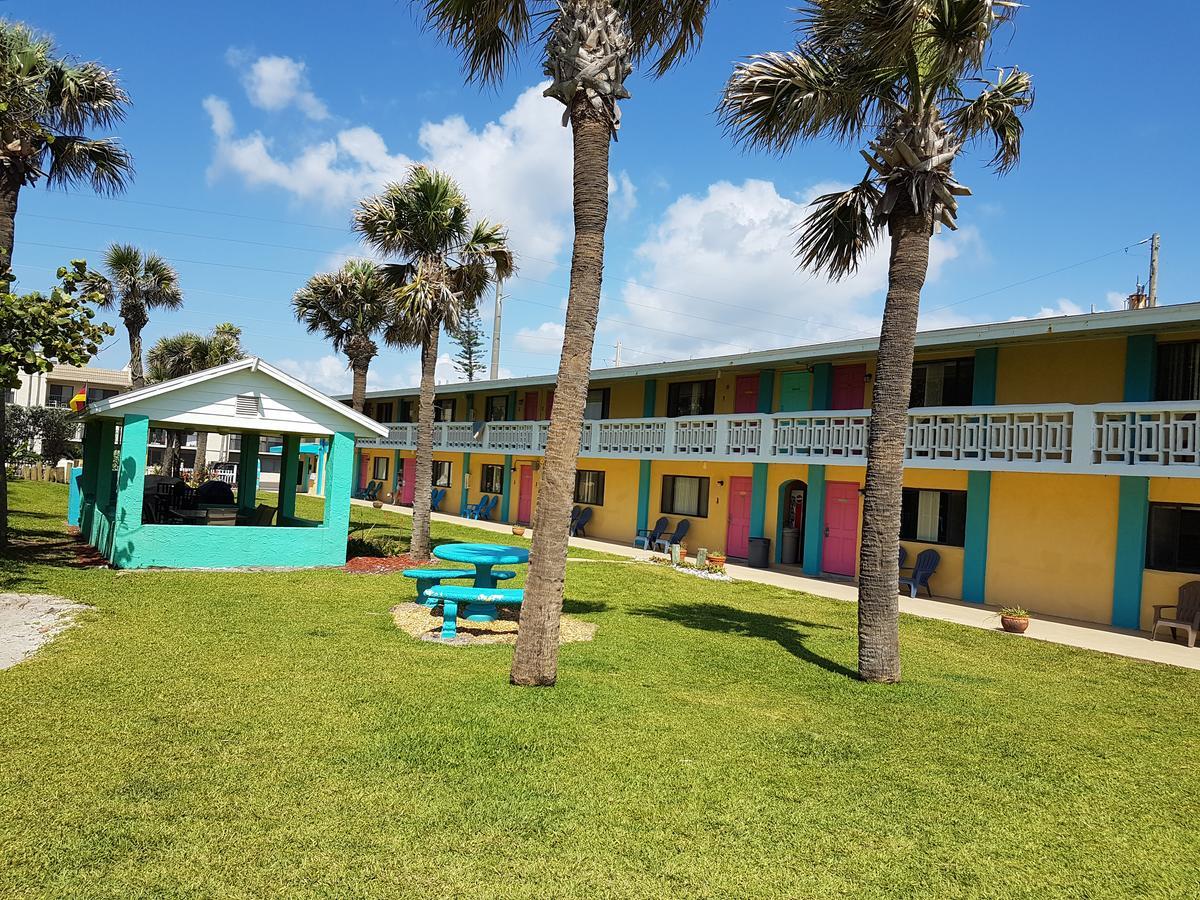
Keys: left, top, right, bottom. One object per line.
{"left": 390, "top": 602, "right": 597, "bottom": 647}
{"left": 342, "top": 555, "right": 449, "bottom": 574}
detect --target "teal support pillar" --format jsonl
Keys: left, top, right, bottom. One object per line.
{"left": 353, "top": 448, "right": 362, "bottom": 491}
{"left": 749, "top": 463, "right": 768, "bottom": 540}
{"left": 962, "top": 347, "right": 998, "bottom": 603}
{"left": 78, "top": 421, "right": 102, "bottom": 537}
{"left": 465, "top": 393, "right": 475, "bottom": 421}
{"left": 636, "top": 460, "right": 652, "bottom": 534}
{"left": 461, "top": 452, "right": 472, "bottom": 512}
{"left": 278, "top": 434, "right": 300, "bottom": 522}
{"left": 1123, "top": 334, "right": 1156, "bottom": 402}
{"left": 391, "top": 449, "right": 402, "bottom": 503}
{"left": 238, "top": 432, "right": 260, "bottom": 511}
{"left": 802, "top": 465, "right": 827, "bottom": 575}
{"left": 91, "top": 419, "right": 117, "bottom": 531}
{"left": 1111, "top": 334, "right": 1156, "bottom": 628}
{"left": 507, "top": 390, "right": 518, "bottom": 421}
{"left": 112, "top": 414, "right": 149, "bottom": 566}
{"left": 500, "top": 455, "right": 513, "bottom": 522}
{"left": 757, "top": 370, "right": 776, "bottom": 413}
{"left": 642, "top": 379, "right": 657, "bottom": 417}
{"left": 323, "top": 432, "right": 356, "bottom": 539}
{"left": 812, "top": 363, "right": 833, "bottom": 409}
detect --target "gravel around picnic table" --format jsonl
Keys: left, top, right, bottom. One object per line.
{"left": 0, "top": 594, "right": 91, "bottom": 671}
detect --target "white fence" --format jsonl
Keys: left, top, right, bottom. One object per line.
{"left": 355, "top": 403, "right": 1200, "bottom": 477}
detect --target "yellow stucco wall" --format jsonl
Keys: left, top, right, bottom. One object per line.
{"left": 898, "top": 469, "right": 968, "bottom": 600}
{"left": 605, "top": 379, "right": 646, "bottom": 418}
{"left": 995, "top": 338, "right": 1127, "bottom": 404}
{"left": 1140, "top": 477, "right": 1200, "bottom": 629}
{"left": 986, "top": 472, "right": 1119, "bottom": 621}
{"left": 647, "top": 460, "right": 755, "bottom": 555}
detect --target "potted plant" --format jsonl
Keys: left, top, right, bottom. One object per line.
{"left": 511, "top": 524, "right": 526, "bottom": 537}
{"left": 708, "top": 549, "right": 727, "bottom": 569}
{"left": 999, "top": 606, "right": 1030, "bottom": 634}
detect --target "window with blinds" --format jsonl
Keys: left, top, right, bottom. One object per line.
{"left": 661, "top": 475, "right": 710, "bottom": 518}
{"left": 1155, "top": 342, "right": 1200, "bottom": 401}
{"left": 900, "top": 489, "right": 967, "bottom": 547}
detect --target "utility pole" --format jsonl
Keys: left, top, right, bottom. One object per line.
{"left": 1148, "top": 232, "right": 1160, "bottom": 307}
{"left": 614, "top": 340, "right": 622, "bottom": 367}
{"left": 489, "top": 279, "right": 503, "bottom": 381}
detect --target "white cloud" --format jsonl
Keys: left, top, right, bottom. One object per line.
{"left": 609, "top": 178, "right": 976, "bottom": 361}
{"left": 608, "top": 170, "right": 637, "bottom": 221}
{"left": 275, "top": 354, "right": 352, "bottom": 394}
{"left": 203, "top": 79, "right": 573, "bottom": 274}
{"left": 514, "top": 321, "right": 565, "bottom": 354}
{"left": 232, "top": 52, "right": 329, "bottom": 120}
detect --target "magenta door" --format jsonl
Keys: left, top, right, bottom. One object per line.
{"left": 400, "top": 457, "right": 416, "bottom": 505}
{"left": 726, "top": 476, "right": 753, "bottom": 559}
{"left": 523, "top": 391, "right": 540, "bottom": 421}
{"left": 734, "top": 375, "right": 760, "bottom": 414}
{"left": 517, "top": 466, "right": 534, "bottom": 524}
{"left": 831, "top": 364, "right": 866, "bottom": 410}
{"left": 822, "top": 481, "right": 860, "bottom": 577}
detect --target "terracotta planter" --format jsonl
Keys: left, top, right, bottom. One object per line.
{"left": 1000, "top": 615, "right": 1029, "bottom": 634}
{"left": 708, "top": 554, "right": 727, "bottom": 569}
{"left": 511, "top": 525, "right": 526, "bottom": 537}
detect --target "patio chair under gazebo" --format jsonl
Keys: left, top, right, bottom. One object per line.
{"left": 71, "top": 357, "right": 387, "bottom": 569}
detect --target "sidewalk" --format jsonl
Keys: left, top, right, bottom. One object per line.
{"left": 353, "top": 498, "right": 1200, "bottom": 671}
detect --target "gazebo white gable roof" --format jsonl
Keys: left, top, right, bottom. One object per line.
{"left": 79, "top": 357, "right": 388, "bottom": 439}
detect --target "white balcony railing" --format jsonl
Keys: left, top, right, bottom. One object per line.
{"left": 356, "top": 403, "right": 1200, "bottom": 477}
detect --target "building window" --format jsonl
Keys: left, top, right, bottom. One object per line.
{"left": 485, "top": 396, "right": 508, "bottom": 422}
{"left": 46, "top": 384, "right": 73, "bottom": 407}
{"left": 1146, "top": 503, "right": 1200, "bottom": 573}
{"left": 911, "top": 358, "right": 975, "bottom": 407}
{"left": 666, "top": 380, "right": 716, "bottom": 417}
{"left": 661, "top": 475, "right": 709, "bottom": 517}
{"left": 480, "top": 463, "right": 505, "bottom": 494}
{"left": 900, "top": 489, "right": 967, "bottom": 547}
{"left": 86, "top": 387, "right": 119, "bottom": 403}
{"left": 1156, "top": 342, "right": 1200, "bottom": 402}
{"left": 434, "top": 460, "right": 453, "bottom": 487}
{"left": 574, "top": 470, "right": 606, "bottom": 505}
{"left": 584, "top": 388, "right": 611, "bottom": 421}
{"left": 373, "top": 401, "right": 394, "bottom": 423}
{"left": 434, "top": 398, "right": 457, "bottom": 422}
{"left": 372, "top": 456, "right": 389, "bottom": 481}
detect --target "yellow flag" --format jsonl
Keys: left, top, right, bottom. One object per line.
{"left": 69, "top": 389, "right": 87, "bottom": 412}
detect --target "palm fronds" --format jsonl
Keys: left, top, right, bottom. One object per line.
{"left": 796, "top": 180, "right": 883, "bottom": 280}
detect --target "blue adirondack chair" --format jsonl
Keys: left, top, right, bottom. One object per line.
{"left": 477, "top": 494, "right": 499, "bottom": 521}
{"left": 463, "top": 495, "right": 488, "bottom": 519}
{"left": 654, "top": 519, "right": 690, "bottom": 553}
{"left": 899, "top": 548, "right": 940, "bottom": 598}
{"left": 355, "top": 480, "right": 381, "bottom": 501}
{"left": 569, "top": 506, "right": 581, "bottom": 529}
{"left": 899, "top": 546, "right": 908, "bottom": 569}
{"left": 571, "top": 506, "right": 593, "bottom": 537}
{"left": 635, "top": 516, "right": 670, "bottom": 550}
{"left": 431, "top": 488, "right": 446, "bottom": 511}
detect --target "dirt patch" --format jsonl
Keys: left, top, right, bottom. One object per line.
{"left": 0, "top": 594, "right": 92, "bottom": 670}
{"left": 391, "top": 601, "right": 598, "bottom": 647}
{"left": 343, "top": 555, "right": 424, "bottom": 574}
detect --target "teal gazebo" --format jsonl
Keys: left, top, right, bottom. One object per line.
{"left": 72, "top": 357, "right": 388, "bottom": 569}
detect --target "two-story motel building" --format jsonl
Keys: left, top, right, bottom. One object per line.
{"left": 345, "top": 302, "right": 1200, "bottom": 633}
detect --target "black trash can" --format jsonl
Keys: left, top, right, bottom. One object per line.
{"left": 748, "top": 536, "right": 771, "bottom": 569}
{"left": 781, "top": 527, "right": 801, "bottom": 565}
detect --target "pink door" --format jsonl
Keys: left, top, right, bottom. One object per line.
{"left": 524, "top": 391, "right": 540, "bottom": 421}
{"left": 359, "top": 453, "right": 372, "bottom": 490}
{"left": 517, "top": 465, "right": 534, "bottom": 524}
{"left": 734, "top": 375, "right": 760, "bottom": 414}
{"left": 831, "top": 364, "right": 867, "bottom": 410}
{"left": 400, "top": 457, "right": 416, "bottom": 505}
{"left": 726, "top": 476, "right": 753, "bottom": 559}
{"left": 822, "top": 481, "right": 860, "bottom": 577}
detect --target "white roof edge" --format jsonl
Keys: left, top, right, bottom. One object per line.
{"left": 81, "top": 357, "right": 389, "bottom": 438}
{"left": 340, "top": 300, "right": 1200, "bottom": 401}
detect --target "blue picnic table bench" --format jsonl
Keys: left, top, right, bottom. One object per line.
{"left": 424, "top": 585, "right": 525, "bottom": 640}
{"left": 401, "top": 568, "right": 515, "bottom": 605}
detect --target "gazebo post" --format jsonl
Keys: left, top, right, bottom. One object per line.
{"left": 315, "top": 440, "right": 326, "bottom": 497}
{"left": 278, "top": 434, "right": 301, "bottom": 524}
{"left": 322, "top": 431, "right": 355, "bottom": 533}
{"left": 237, "top": 431, "right": 260, "bottom": 512}
{"left": 90, "top": 419, "right": 118, "bottom": 552}
{"left": 78, "top": 421, "right": 101, "bottom": 538}
{"left": 112, "top": 414, "right": 149, "bottom": 566}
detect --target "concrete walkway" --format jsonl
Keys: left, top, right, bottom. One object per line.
{"left": 354, "top": 498, "right": 1200, "bottom": 671}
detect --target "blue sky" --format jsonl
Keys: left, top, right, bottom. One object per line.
{"left": 10, "top": 1, "right": 1200, "bottom": 394}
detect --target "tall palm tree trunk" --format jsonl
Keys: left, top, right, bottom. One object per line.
{"left": 511, "top": 101, "right": 611, "bottom": 687}
{"left": 857, "top": 209, "right": 933, "bottom": 683}
{"left": 349, "top": 360, "right": 370, "bottom": 413}
{"left": 410, "top": 332, "right": 440, "bottom": 560}
{"left": 0, "top": 174, "right": 19, "bottom": 288}
{"left": 194, "top": 431, "right": 208, "bottom": 474}
{"left": 125, "top": 320, "right": 146, "bottom": 388}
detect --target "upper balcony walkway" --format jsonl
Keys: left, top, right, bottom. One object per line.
{"left": 356, "top": 401, "right": 1200, "bottom": 478}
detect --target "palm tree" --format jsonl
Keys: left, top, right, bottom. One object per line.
{"left": 420, "top": 0, "right": 713, "bottom": 687}
{"left": 292, "top": 259, "right": 392, "bottom": 414}
{"left": 84, "top": 244, "right": 183, "bottom": 387}
{"left": 354, "top": 166, "right": 513, "bottom": 561}
{"left": 719, "top": 0, "right": 1033, "bottom": 683}
{"left": 0, "top": 21, "right": 133, "bottom": 286}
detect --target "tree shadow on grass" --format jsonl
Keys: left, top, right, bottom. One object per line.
{"left": 562, "top": 598, "right": 610, "bottom": 616}
{"left": 631, "top": 603, "right": 856, "bottom": 678}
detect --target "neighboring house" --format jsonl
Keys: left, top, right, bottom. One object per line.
{"left": 344, "top": 301, "right": 1200, "bottom": 634}
{"left": 9, "top": 364, "right": 132, "bottom": 459}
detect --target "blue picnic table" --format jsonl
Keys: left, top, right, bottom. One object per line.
{"left": 431, "top": 543, "right": 529, "bottom": 622}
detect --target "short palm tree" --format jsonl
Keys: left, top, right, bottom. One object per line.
{"left": 0, "top": 20, "right": 133, "bottom": 284}
{"left": 354, "top": 166, "right": 513, "bottom": 561}
{"left": 146, "top": 330, "right": 203, "bottom": 477}
{"left": 84, "top": 244, "right": 183, "bottom": 388}
{"left": 292, "top": 259, "right": 392, "bottom": 414}
{"left": 420, "top": 0, "right": 713, "bottom": 687}
{"left": 720, "top": 0, "right": 1034, "bottom": 683}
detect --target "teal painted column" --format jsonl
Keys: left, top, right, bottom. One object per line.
{"left": 636, "top": 380, "right": 657, "bottom": 533}
{"left": 353, "top": 447, "right": 362, "bottom": 491}
{"left": 1111, "top": 334, "right": 1156, "bottom": 628}
{"left": 278, "top": 434, "right": 300, "bottom": 522}
{"left": 465, "top": 393, "right": 475, "bottom": 421}
{"left": 643, "top": 379, "right": 657, "bottom": 417}
{"left": 391, "top": 449, "right": 402, "bottom": 503}
{"left": 461, "top": 452, "right": 472, "bottom": 512}
{"left": 749, "top": 463, "right": 768, "bottom": 539}
{"left": 315, "top": 440, "right": 326, "bottom": 497}
{"left": 500, "top": 454, "right": 513, "bottom": 522}
{"left": 507, "top": 391, "right": 518, "bottom": 420}
{"left": 323, "top": 432, "right": 356, "bottom": 541}
{"left": 962, "top": 347, "right": 998, "bottom": 604}
{"left": 78, "top": 421, "right": 102, "bottom": 538}
{"left": 802, "top": 465, "right": 827, "bottom": 575}
{"left": 238, "top": 432, "right": 260, "bottom": 511}
{"left": 812, "top": 363, "right": 833, "bottom": 409}
{"left": 113, "top": 414, "right": 149, "bottom": 566}
{"left": 757, "top": 369, "right": 776, "bottom": 413}
{"left": 89, "top": 420, "right": 117, "bottom": 548}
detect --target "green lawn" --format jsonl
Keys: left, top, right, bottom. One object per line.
{"left": 2, "top": 480, "right": 1198, "bottom": 899}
